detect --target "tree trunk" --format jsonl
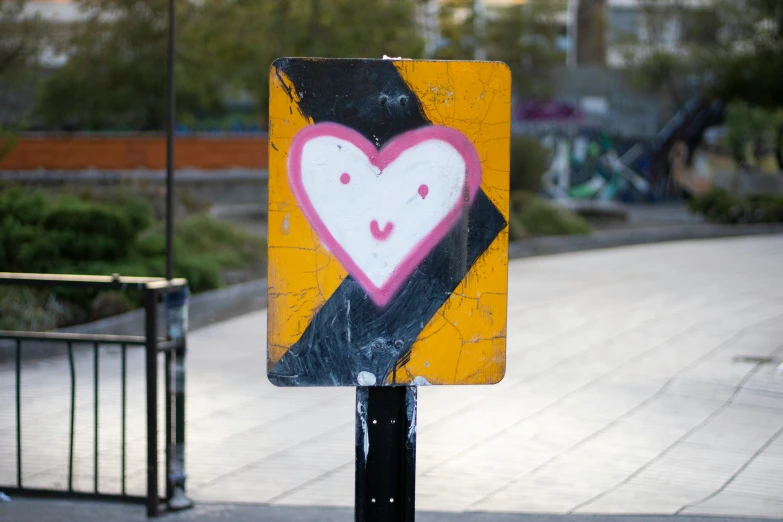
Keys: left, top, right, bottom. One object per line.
{"left": 575, "top": 0, "right": 606, "bottom": 66}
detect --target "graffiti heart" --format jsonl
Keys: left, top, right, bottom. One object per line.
{"left": 288, "top": 122, "right": 482, "bottom": 306}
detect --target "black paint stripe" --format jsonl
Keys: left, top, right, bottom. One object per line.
{"left": 269, "top": 190, "right": 506, "bottom": 386}
{"left": 269, "top": 58, "right": 506, "bottom": 386}
{"left": 273, "top": 58, "right": 430, "bottom": 147}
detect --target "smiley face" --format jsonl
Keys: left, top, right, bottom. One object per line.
{"left": 338, "top": 172, "right": 431, "bottom": 242}
{"left": 288, "top": 123, "right": 482, "bottom": 305}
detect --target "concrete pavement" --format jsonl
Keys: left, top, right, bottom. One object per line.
{"left": 1, "top": 498, "right": 780, "bottom": 522}
{"left": 2, "top": 235, "right": 783, "bottom": 519}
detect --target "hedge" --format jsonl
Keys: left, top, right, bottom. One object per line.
{"left": 0, "top": 188, "right": 265, "bottom": 329}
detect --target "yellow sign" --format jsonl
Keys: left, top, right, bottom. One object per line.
{"left": 267, "top": 58, "right": 510, "bottom": 387}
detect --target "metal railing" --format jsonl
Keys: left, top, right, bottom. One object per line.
{"left": 0, "top": 272, "right": 191, "bottom": 517}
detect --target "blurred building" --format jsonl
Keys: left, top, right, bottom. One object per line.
{"left": 428, "top": 0, "right": 719, "bottom": 68}
{"left": 603, "top": 0, "right": 720, "bottom": 68}
{"left": 423, "top": 0, "right": 724, "bottom": 140}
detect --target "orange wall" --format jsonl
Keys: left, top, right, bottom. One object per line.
{"left": 0, "top": 135, "right": 269, "bottom": 170}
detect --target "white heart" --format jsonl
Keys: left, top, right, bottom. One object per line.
{"left": 289, "top": 123, "right": 482, "bottom": 306}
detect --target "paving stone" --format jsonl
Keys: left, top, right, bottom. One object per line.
{"left": 682, "top": 491, "right": 783, "bottom": 519}
{"left": 2, "top": 235, "right": 783, "bottom": 517}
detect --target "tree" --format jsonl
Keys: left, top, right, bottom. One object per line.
{"left": 1, "top": 0, "right": 43, "bottom": 157}
{"left": 631, "top": 0, "right": 783, "bottom": 111}
{"left": 433, "top": 0, "right": 475, "bottom": 59}
{"left": 435, "top": 0, "right": 564, "bottom": 98}
{"left": 35, "top": 0, "right": 224, "bottom": 131}
{"left": 631, "top": 0, "right": 783, "bottom": 169}
{"left": 575, "top": 0, "right": 606, "bottom": 65}
{"left": 707, "top": 0, "right": 783, "bottom": 109}
{"left": 703, "top": 1, "right": 783, "bottom": 170}
{"left": 487, "top": 2, "right": 565, "bottom": 98}
{"left": 34, "top": 0, "right": 425, "bottom": 131}
{"left": 188, "top": 0, "right": 425, "bottom": 124}
{"left": 628, "top": 0, "right": 698, "bottom": 109}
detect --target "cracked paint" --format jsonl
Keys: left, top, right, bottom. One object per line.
{"left": 267, "top": 59, "right": 509, "bottom": 386}
{"left": 267, "top": 66, "right": 346, "bottom": 365}
{"left": 391, "top": 60, "right": 510, "bottom": 385}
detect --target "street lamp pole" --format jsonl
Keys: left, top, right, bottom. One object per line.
{"left": 165, "top": 0, "right": 175, "bottom": 282}
{"left": 164, "top": 0, "right": 192, "bottom": 514}
{"left": 474, "top": 0, "right": 487, "bottom": 60}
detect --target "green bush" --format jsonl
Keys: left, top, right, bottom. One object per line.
{"left": 101, "top": 192, "right": 155, "bottom": 233}
{"left": 0, "top": 188, "right": 266, "bottom": 327}
{"left": 508, "top": 191, "right": 591, "bottom": 239}
{"left": 136, "top": 214, "right": 266, "bottom": 290}
{"left": 688, "top": 188, "right": 783, "bottom": 224}
{"left": 62, "top": 217, "right": 265, "bottom": 295}
{"left": 724, "top": 101, "right": 783, "bottom": 169}
{"left": 0, "top": 187, "right": 47, "bottom": 225}
{"left": 509, "top": 136, "right": 550, "bottom": 192}
{"left": 1, "top": 189, "right": 153, "bottom": 272}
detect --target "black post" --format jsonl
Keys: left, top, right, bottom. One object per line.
{"left": 15, "top": 339, "right": 22, "bottom": 489}
{"left": 165, "top": 0, "right": 176, "bottom": 281}
{"left": 355, "top": 386, "right": 417, "bottom": 522}
{"left": 93, "top": 342, "right": 99, "bottom": 494}
{"left": 164, "top": 0, "right": 176, "bottom": 503}
{"left": 164, "top": 350, "right": 173, "bottom": 501}
{"left": 144, "top": 289, "right": 160, "bottom": 517}
{"left": 67, "top": 341, "right": 75, "bottom": 492}
{"left": 167, "top": 343, "right": 191, "bottom": 509}
{"left": 165, "top": 287, "right": 192, "bottom": 511}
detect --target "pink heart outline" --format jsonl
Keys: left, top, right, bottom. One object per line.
{"left": 288, "top": 122, "right": 483, "bottom": 307}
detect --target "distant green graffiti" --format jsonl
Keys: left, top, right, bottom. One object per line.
{"left": 541, "top": 131, "right": 650, "bottom": 201}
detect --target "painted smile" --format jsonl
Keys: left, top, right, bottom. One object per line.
{"left": 370, "top": 220, "right": 394, "bottom": 241}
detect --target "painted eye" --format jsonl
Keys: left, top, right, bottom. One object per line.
{"left": 340, "top": 173, "right": 351, "bottom": 184}
{"left": 418, "top": 184, "right": 429, "bottom": 199}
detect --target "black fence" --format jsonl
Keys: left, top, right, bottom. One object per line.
{"left": 0, "top": 272, "right": 191, "bottom": 517}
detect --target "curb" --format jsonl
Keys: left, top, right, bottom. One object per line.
{"left": 507, "top": 223, "right": 783, "bottom": 259}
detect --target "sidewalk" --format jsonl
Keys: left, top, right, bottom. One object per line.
{"left": 2, "top": 235, "right": 783, "bottom": 519}
{"left": 1, "top": 497, "right": 779, "bottom": 522}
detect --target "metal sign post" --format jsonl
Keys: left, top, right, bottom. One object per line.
{"left": 267, "top": 58, "right": 511, "bottom": 521}
{"left": 355, "top": 387, "right": 417, "bottom": 522}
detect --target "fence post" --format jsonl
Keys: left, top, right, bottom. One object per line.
{"left": 144, "top": 287, "right": 160, "bottom": 517}
{"left": 15, "top": 340, "right": 22, "bottom": 489}
{"left": 164, "top": 350, "right": 173, "bottom": 501}
{"left": 166, "top": 287, "right": 192, "bottom": 510}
